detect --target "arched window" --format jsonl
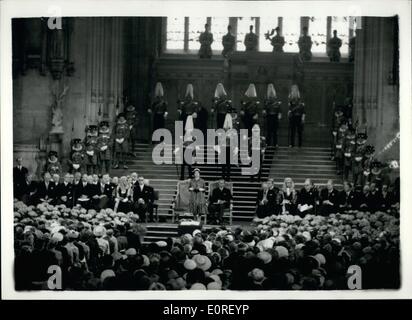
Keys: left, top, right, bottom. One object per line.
{"left": 166, "top": 17, "right": 185, "bottom": 50}
{"left": 309, "top": 16, "right": 327, "bottom": 53}
{"left": 259, "top": 17, "right": 280, "bottom": 52}
{"left": 283, "top": 16, "right": 300, "bottom": 52}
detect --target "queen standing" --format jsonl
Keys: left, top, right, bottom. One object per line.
{"left": 188, "top": 168, "right": 207, "bottom": 221}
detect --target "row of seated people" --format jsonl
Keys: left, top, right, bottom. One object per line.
{"left": 255, "top": 177, "right": 400, "bottom": 218}
{"left": 13, "top": 169, "right": 157, "bottom": 222}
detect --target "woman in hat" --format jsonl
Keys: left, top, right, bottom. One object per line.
{"left": 113, "top": 113, "right": 130, "bottom": 169}
{"left": 263, "top": 83, "right": 282, "bottom": 147}
{"left": 240, "top": 84, "right": 261, "bottom": 137}
{"left": 212, "top": 83, "right": 232, "bottom": 129}
{"left": 148, "top": 82, "right": 168, "bottom": 135}
{"left": 287, "top": 84, "right": 305, "bottom": 148}
{"left": 188, "top": 168, "right": 206, "bottom": 221}
{"left": 177, "top": 84, "right": 199, "bottom": 137}
{"left": 114, "top": 176, "right": 133, "bottom": 213}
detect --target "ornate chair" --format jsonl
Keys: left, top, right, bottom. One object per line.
{"left": 207, "top": 180, "right": 233, "bottom": 225}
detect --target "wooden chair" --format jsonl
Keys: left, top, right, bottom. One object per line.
{"left": 152, "top": 190, "right": 160, "bottom": 222}
{"left": 207, "top": 181, "right": 233, "bottom": 225}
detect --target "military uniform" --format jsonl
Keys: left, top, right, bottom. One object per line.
{"left": 177, "top": 97, "right": 199, "bottom": 130}
{"left": 334, "top": 123, "right": 348, "bottom": 175}
{"left": 84, "top": 125, "right": 99, "bottom": 174}
{"left": 263, "top": 97, "right": 282, "bottom": 147}
{"left": 343, "top": 129, "right": 356, "bottom": 180}
{"left": 69, "top": 139, "right": 85, "bottom": 174}
{"left": 149, "top": 97, "right": 168, "bottom": 133}
{"left": 125, "top": 105, "right": 138, "bottom": 154}
{"left": 362, "top": 146, "right": 375, "bottom": 185}
{"left": 352, "top": 133, "right": 367, "bottom": 186}
{"left": 288, "top": 98, "right": 305, "bottom": 147}
{"left": 331, "top": 106, "right": 345, "bottom": 159}
{"left": 212, "top": 96, "right": 232, "bottom": 129}
{"left": 45, "top": 151, "right": 62, "bottom": 176}
{"left": 240, "top": 98, "right": 260, "bottom": 137}
{"left": 113, "top": 113, "right": 130, "bottom": 169}
{"left": 97, "top": 121, "right": 112, "bottom": 174}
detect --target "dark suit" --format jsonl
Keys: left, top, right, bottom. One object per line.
{"left": 133, "top": 184, "right": 155, "bottom": 221}
{"left": 21, "top": 180, "right": 38, "bottom": 205}
{"left": 56, "top": 182, "right": 74, "bottom": 207}
{"left": 297, "top": 187, "right": 318, "bottom": 215}
{"left": 268, "top": 187, "right": 282, "bottom": 215}
{"left": 85, "top": 183, "right": 101, "bottom": 210}
{"left": 338, "top": 190, "right": 358, "bottom": 212}
{"left": 208, "top": 187, "right": 232, "bottom": 224}
{"left": 13, "top": 166, "right": 29, "bottom": 200}
{"left": 36, "top": 181, "right": 57, "bottom": 203}
{"left": 96, "top": 182, "right": 116, "bottom": 209}
{"left": 75, "top": 182, "right": 90, "bottom": 208}
{"left": 319, "top": 188, "right": 339, "bottom": 215}
{"left": 256, "top": 189, "right": 272, "bottom": 218}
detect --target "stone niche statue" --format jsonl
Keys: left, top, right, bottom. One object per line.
{"left": 327, "top": 30, "right": 342, "bottom": 62}
{"left": 298, "top": 26, "right": 312, "bottom": 61}
{"left": 222, "top": 25, "right": 235, "bottom": 58}
{"left": 198, "top": 24, "right": 213, "bottom": 59}
{"left": 50, "top": 85, "right": 69, "bottom": 134}
{"left": 349, "top": 36, "right": 356, "bottom": 62}
{"left": 244, "top": 25, "right": 258, "bottom": 52}
{"left": 265, "top": 26, "right": 285, "bottom": 53}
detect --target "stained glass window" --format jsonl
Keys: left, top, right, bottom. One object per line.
{"left": 309, "top": 16, "right": 327, "bottom": 53}
{"left": 211, "top": 17, "right": 230, "bottom": 51}
{"left": 331, "top": 16, "right": 349, "bottom": 55}
{"left": 166, "top": 17, "right": 185, "bottom": 50}
{"left": 237, "top": 17, "right": 257, "bottom": 51}
{"left": 283, "top": 16, "right": 300, "bottom": 52}
{"left": 259, "top": 17, "right": 280, "bottom": 52}
{"left": 188, "top": 17, "right": 208, "bottom": 51}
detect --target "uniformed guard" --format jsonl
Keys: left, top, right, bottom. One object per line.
{"left": 331, "top": 103, "right": 345, "bottom": 160}
{"left": 177, "top": 84, "right": 200, "bottom": 136}
{"left": 244, "top": 25, "right": 258, "bottom": 52}
{"left": 248, "top": 124, "right": 266, "bottom": 181}
{"left": 125, "top": 104, "right": 138, "bottom": 156}
{"left": 335, "top": 121, "right": 348, "bottom": 175}
{"left": 84, "top": 125, "right": 99, "bottom": 174}
{"left": 342, "top": 97, "right": 354, "bottom": 128}
{"left": 287, "top": 84, "right": 305, "bottom": 148}
{"left": 113, "top": 113, "right": 130, "bottom": 169}
{"left": 352, "top": 132, "right": 367, "bottom": 186}
{"left": 45, "top": 151, "right": 62, "bottom": 176}
{"left": 343, "top": 127, "right": 356, "bottom": 180}
{"left": 211, "top": 83, "right": 232, "bottom": 129}
{"left": 240, "top": 83, "right": 261, "bottom": 137}
{"left": 97, "top": 121, "right": 112, "bottom": 174}
{"left": 370, "top": 160, "right": 387, "bottom": 190}
{"left": 148, "top": 82, "right": 168, "bottom": 135}
{"left": 263, "top": 83, "right": 282, "bottom": 147}
{"left": 69, "top": 138, "right": 85, "bottom": 174}
{"left": 362, "top": 145, "right": 375, "bottom": 185}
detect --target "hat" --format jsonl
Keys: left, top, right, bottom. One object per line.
{"left": 357, "top": 133, "right": 367, "bottom": 140}
{"left": 245, "top": 84, "right": 257, "bottom": 98}
{"left": 149, "top": 282, "right": 166, "bottom": 290}
{"left": 190, "top": 283, "right": 206, "bottom": 290}
{"left": 192, "top": 168, "right": 200, "bottom": 174}
{"left": 184, "top": 259, "right": 197, "bottom": 271}
{"left": 100, "top": 269, "right": 115, "bottom": 282}
{"left": 48, "top": 151, "right": 58, "bottom": 158}
{"left": 51, "top": 232, "right": 64, "bottom": 243}
{"left": 192, "top": 229, "right": 202, "bottom": 237}
{"left": 93, "top": 225, "right": 106, "bottom": 237}
{"left": 313, "top": 253, "right": 326, "bottom": 266}
{"left": 207, "top": 282, "right": 222, "bottom": 290}
{"left": 67, "top": 230, "right": 79, "bottom": 239}
{"left": 274, "top": 246, "right": 289, "bottom": 258}
{"left": 257, "top": 251, "right": 272, "bottom": 264}
{"left": 126, "top": 104, "right": 135, "bottom": 111}
{"left": 125, "top": 248, "right": 137, "bottom": 256}
{"left": 99, "top": 121, "right": 109, "bottom": 128}
{"left": 72, "top": 138, "right": 82, "bottom": 144}
{"left": 193, "top": 254, "right": 212, "bottom": 271}
{"left": 156, "top": 241, "right": 168, "bottom": 248}
{"left": 248, "top": 268, "right": 265, "bottom": 282}
{"left": 155, "top": 82, "right": 164, "bottom": 97}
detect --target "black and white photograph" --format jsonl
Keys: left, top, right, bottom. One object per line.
{"left": 1, "top": 0, "right": 411, "bottom": 300}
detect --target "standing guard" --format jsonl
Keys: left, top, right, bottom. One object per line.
{"left": 125, "top": 104, "right": 138, "bottom": 156}
{"left": 198, "top": 24, "right": 213, "bottom": 59}
{"left": 113, "top": 113, "right": 129, "bottom": 169}
{"left": 244, "top": 25, "right": 258, "bottom": 52}
{"left": 212, "top": 83, "right": 232, "bottom": 129}
{"left": 84, "top": 125, "right": 99, "bottom": 174}
{"left": 240, "top": 83, "right": 261, "bottom": 137}
{"left": 287, "top": 84, "right": 305, "bottom": 148}
{"left": 177, "top": 84, "right": 200, "bottom": 136}
{"left": 343, "top": 127, "right": 356, "bottom": 180}
{"left": 148, "top": 82, "right": 168, "bottom": 135}
{"left": 362, "top": 145, "right": 375, "bottom": 185}
{"left": 97, "top": 121, "right": 112, "bottom": 174}
{"left": 352, "top": 133, "right": 367, "bottom": 187}
{"left": 69, "top": 139, "right": 85, "bottom": 174}
{"left": 263, "top": 83, "right": 282, "bottom": 147}
{"left": 335, "top": 122, "right": 348, "bottom": 175}
{"left": 45, "top": 151, "right": 62, "bottom": 176}
{"left": 331, "top": 104, "right": 345, "bottom": 160}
